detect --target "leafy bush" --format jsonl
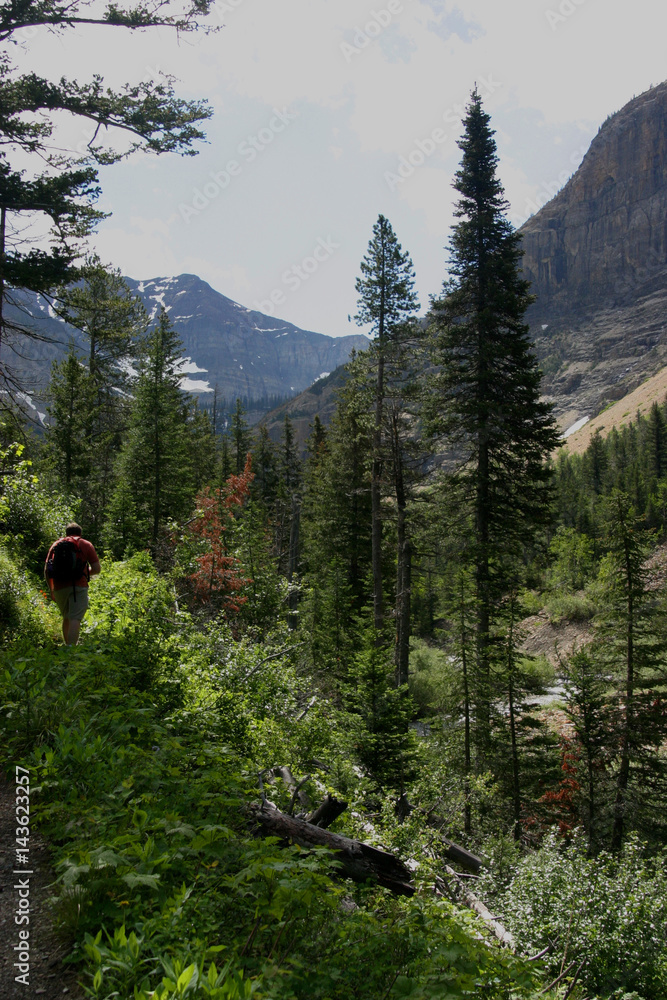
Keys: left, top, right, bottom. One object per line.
{"left": 517, "top": 654, "right": 556, "bottom": 694}
{"left": 547, "top": 526, "right": 597, "bottom": 592}
{"left": 543, "top": 589, "right": 597, "bottom": 623}
{"left": 408, "top": 640, "right": 459, "bottom": 717}
{"left": 489, "top": 830, "right": 667, "bottom": 999}
{"left": 0, "top": 637, "right": 545, "bottom": 1000}
{"left": 0, "top": 547, "right": 55, "bottom": 646}
{"left": 0, "top": 442, "right": 77, "bottom": 573}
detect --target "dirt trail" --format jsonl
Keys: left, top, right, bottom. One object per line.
{"left": 0, "top": 779, "right": 84, "bottom": 1000}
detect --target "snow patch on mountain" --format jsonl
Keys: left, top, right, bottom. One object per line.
{"left": 175, "top": 358, "right": 208, "bottom": 375}
{"left": 180, "top": 378, "right": 213, "bottom": 392}
{"left": 562, "top": 416, "right": 590, "bottom": 439}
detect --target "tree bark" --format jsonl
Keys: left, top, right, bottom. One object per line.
{"left": 392, "top": 407, "right": 411, "bottom": 686}
{"left": 287, "top": 496, "right": 300, "bottom": 630}
{"left": 440, "top": 866, "right": 514, "bottom": 947}
{"left": 611, "top": 528, "right": 635, "bottom": 851}
{"left": 506, "top": 595, "right": 522, "bottom": 841}
{"left": 460, "top": 573, "right": 472, "bottom": 836}
{"left": 249, "top": 802, "right": 415, "bottom": 896}
{"left": 0, "top": 205, "right": 5, "bottom": 356}
{"left": 371, "top": 349, "right": 385, "bottom": 632}
{"left": 306, "top": 793, "right": 348, "bottom": 829}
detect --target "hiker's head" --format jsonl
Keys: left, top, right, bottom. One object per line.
{"left": 66, "top": 522, "right": 83, "bottom": 537}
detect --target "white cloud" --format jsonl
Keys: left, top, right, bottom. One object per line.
{"left": 9, "top": 0, "right": 667, "bottom": 336}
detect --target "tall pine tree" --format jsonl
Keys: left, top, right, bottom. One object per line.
{"left": 103, "top": 310, "right": 198, "bottom": 555}
{"left": 429, "top": 90, "right": 559, "bottom": 763}
{"left": 355, "top": 215, "right": 419, "bottom": 634}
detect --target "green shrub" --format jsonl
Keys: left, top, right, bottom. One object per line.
{"left": 0, "top": 546, "right": 55, "bottom": 646}
{"left": 543, "top": 589, "right": 597, "bottom": 623}
{"left": 408, "top": 639, "right": 459, "bottom": 717}
{"left": 1, "top": 442, "right": 77, "bottom": 574}
{"left": 490, "top": 830, "right": 667, "bottom": 999}
{"left": 517, "top": 654, "right": 556, "bottom": 693}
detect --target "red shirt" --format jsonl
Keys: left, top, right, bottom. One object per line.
{"left": 45, "top": 536, "right": 99, "bottom": 590}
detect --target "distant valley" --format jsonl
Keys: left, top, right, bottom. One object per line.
{"left": 7, "top": 81, "right": 667, "bottom": 442}
{"left": 5, "top": 274, "right": 368, "bottom": 417}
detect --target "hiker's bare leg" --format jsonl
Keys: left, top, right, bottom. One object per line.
{"left": 67, "top": 620, "right": 81, "bottom": 646}
{"left": 62, "top": 618, "right": 69, "bottom": 643}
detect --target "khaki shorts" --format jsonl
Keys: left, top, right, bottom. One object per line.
{"left": 52, "top": 586, "right": 89, "bottom": 621}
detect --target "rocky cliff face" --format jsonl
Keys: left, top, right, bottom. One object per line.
{"left": 521, "top": 81, "right": 667, "bottom": 428}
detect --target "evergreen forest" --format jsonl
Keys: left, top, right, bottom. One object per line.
{"left": 2, "top": 7, "right": 667, "bottom": 999}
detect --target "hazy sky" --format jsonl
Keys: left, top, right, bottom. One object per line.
{"left": 14, "top": 0, "right": 667, "bottom": 337}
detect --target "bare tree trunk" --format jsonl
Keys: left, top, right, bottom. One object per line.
{"left": 506, "top": 595, "right": 522, "bottom": 841}
{"left": 611, "top": 534, "right": 635, "bottom": 851}
{"left": 475, "top": 432, "right": 491, "bottom": 764}
{"left": 249, "top": 802, "right": 415, "bottom": 896}
{"left": 0, "top": 205, "right": 6, "bottom": 357}
{"left": 371, "top": 349, "right": 384, "bottom": 632}
{"left": 459, "top": 573, "right": 472, "bottom": 836}
{"left": 287, "top": 496, "right": 300, "bottom": 630}
{"left": 392, "top": 408, "right": 411, "bottom": 686}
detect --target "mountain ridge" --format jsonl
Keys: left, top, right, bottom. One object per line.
{"left": 520, "top": 80, "right": 667, "bottom": 426}
{"left": 4, "top": 273, "right": 369, "bottom": 408}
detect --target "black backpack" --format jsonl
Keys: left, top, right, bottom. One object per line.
{"left": 46, "top": 538, "right": 88, "bottom": 596}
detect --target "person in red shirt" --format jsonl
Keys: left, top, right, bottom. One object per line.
{"left": 44, "top": 522, "right": 101, "bottom": 646}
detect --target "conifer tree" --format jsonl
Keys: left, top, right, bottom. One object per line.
{"left": 251, "top": 424, "right": 279, "bottom": 508}
{"left": 595, "top": 493, "right": 667, "bottom": 849}
{"left": 429, "top": 90, "right": 559, "bottom": 762}
{"left": 563, "top": 647, "right": 610, "bottom": 852}
{"left": 57, "top": 260, "right": 147, "bottom": 386}
{"left": 355, "top": 215, "right": 419, "bottom": 633}
{"left": 0, "top": 0, "right": 213, "bottom": 402}
{"left": 47, "top": 263, "right": 148, "bottom": 535}
{"left": 231, "top": 398, "right": 252, "bottom": 475}
{"left": 103, "top": 309, "right": 196, "bottom": 554}
{"left": 43, "top": 348, "right": 96, "bottom": 496}
{"left": 301, "top": 389, "right": 373, "bottom": 683}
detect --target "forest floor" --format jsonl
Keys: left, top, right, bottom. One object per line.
{"left": 0, "top": 778, "right": 84, "bottom": 1000}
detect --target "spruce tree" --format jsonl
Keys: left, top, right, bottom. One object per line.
{"left": 49, "top": 263, "right": 147, "bottom": 536}
{"left": 231, "top": 398, "right": 252, "bottom": 475}
{"left": 595, "top": 493, "right": 667, "bottom": 849}
{"left": 43, "top": 348, "right": 96, "bottom": 496}
{"left": 429, "top": 90, "right": 559, "bottom": 763}
{"left": 355, "top": 215, "right": 419, "bottom": 633}
{"left": 300, "top": 388, "right": 373, "bottom": 684}
{"left": 57, "top": 260, "right": 147, "bottom": 387}
{"left": 103, "top": 309, "right": 195, "bottom": 554}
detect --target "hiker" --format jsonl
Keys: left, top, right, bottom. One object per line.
{"left": 44, "top": 523, "right": 101, "bottom": 646}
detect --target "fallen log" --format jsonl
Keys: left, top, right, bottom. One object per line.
{"left": 438, "top": 836, "right": 483, "bottom": 874}
{"left": 306, "top": 793, "right": 348, "bottom": 829}
{"left": 440, "top": 865, "right": 514, "bottom": 948}
{"left": 396, "top": 794, "right": 484, "bottom": 873}
{"left": 249, "top": 802, "right": 415, "bottom": 897}
{"left": 272, "top": 766, "right": 312, "bottom": 813}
